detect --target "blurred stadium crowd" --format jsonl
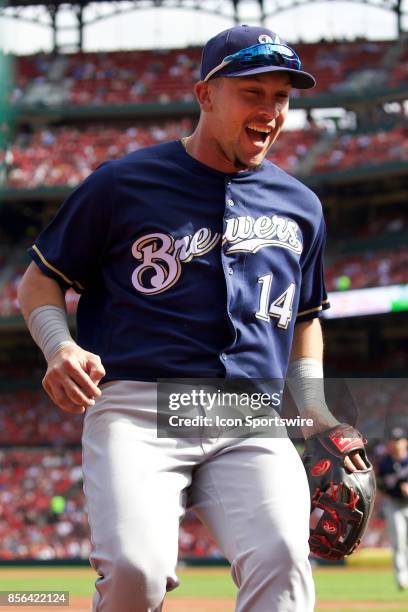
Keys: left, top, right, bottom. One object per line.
{"left": 9, "top": 40, "right": 408, "bottom": 106}
{"left": 2, "top": 122, "right": 407, "bottom": 189}
{"left": 0, "top": 444, "right": 222, "bottom": 560}
{"left": 0, "top": 33, "right": 407, "bottom": 561}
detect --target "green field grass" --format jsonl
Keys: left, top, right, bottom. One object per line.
{"left": 0, "top": 564, "right": 407, "bottom": 611}
{"left": 0, "top": 568, "right": 93, "bottom": 597}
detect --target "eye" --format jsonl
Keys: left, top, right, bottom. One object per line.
{"left": 244, "top": 89, "right": 260, "bottom": 95}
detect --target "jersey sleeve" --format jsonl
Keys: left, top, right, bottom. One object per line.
{"left": 28, "top": 162, "right": 115, "bottom": 293}
{"left": 296, "top": 216, "right": 330, "bottom": 322}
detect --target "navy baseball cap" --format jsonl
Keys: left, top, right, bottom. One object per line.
{"left": 200, "top": 24, "right": 316, "bottom": 89}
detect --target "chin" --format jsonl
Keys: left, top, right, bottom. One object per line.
{"left": 233, "top": 149, "right": 262, "bottom": 169}
{"left": 247, "top": 152, "right": 267, "bottom": 169}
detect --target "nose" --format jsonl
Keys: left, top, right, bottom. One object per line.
{"left": 249, "top": 112, "right": 278, "bottom": 133}
{"left": 257, "top": 104, "right": 281, "bottom": 122}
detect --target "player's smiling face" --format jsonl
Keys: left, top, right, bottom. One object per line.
{"left": 195, "top": 72, "right": 291, "bottom": 173}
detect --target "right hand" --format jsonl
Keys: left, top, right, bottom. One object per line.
{"left": 42, "top": 343, "right": 106, "bottom": 414}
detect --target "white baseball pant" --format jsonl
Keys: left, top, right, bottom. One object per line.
{"left": 82, "top": 381, "right": 315, "bottom": 612}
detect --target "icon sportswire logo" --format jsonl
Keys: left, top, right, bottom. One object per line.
{"left": 131, "top": 214, "right": 302, "bottom": 294}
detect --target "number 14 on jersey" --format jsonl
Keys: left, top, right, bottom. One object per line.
{"left": 256, "top": 274, "right": 295, "bottom": 329}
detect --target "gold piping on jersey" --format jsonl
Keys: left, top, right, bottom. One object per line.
{"left": 297, "top": 299, "right": 330, "bottom": 318}
{"left": 31, "top": 245, "right": 84, "bottom": 291}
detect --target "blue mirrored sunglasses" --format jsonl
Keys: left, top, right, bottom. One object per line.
{"left": 204, "top": 43, "right": 302, "bottom": 81}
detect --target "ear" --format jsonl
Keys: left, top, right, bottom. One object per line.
{"left": 194, "top": 81, "right": 213, "bottom": 112}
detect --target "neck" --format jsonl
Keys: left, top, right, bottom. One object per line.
{"left": 182, "top": 124, "right": 247, "bottom": 174}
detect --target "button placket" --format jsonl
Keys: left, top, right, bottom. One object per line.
{"left": 221, "top": 179, "right": 238, "bottom": 374}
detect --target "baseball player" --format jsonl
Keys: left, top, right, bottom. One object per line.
{"left": 377, "top": 427, "right": 408, "bottom": 589}
{"left": 18, "top": 25, "right": 368, "bottom": 612}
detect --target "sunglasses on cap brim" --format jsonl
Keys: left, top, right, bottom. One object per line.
{"left": 204, "top": 42, "right": 302, "bottom": 82}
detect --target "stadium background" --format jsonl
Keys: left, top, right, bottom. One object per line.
{"left": 0, "top": 0, "right": 408, "bottom": 609}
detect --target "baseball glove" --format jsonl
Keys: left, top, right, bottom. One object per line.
{"left": 303, "top": 423, "right": 376, "bottom": 561}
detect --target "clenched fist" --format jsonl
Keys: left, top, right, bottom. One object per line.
{"left": 42, "top": 343, "right": 106, "bottom": 414}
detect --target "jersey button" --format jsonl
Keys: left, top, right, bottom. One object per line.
{"left": 221, "top": 353, "right": 228, "bottom": 361}
{"left": 228, "top": 267, "right": 234, "bottom": 275}
{"left": 227, "top": 199, "right": 234, "bottom": 207}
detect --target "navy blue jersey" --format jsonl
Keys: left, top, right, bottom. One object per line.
{"left": 29, "top": 140, "right": 329, "bottom": 383}
{"left": 378, "top": 454, "right": 408, "bottom": 500}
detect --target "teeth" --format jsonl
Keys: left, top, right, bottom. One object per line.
{"left": 247, "top": 124, "right": 271, "bottom": 134}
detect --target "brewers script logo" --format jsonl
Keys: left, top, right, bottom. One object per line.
{"left": 131, "top": 214, "right": 302, "bottom": 295}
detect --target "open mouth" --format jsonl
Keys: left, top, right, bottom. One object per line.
{"left": 245, "top": 124, "right": 271, "bottom": 146}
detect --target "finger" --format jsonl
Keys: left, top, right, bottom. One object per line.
{"left": 344, "top": 452, "right": 368, "bottom": 472}
{"left": 86, "top": 355, "right": 106, "bottom": 386}
{"left": 62, "top": 377, "right": 96, "bottom": 408}
{"left": 352, "top": 452, "right": 368, "bottom": 470}
{"left": 344, "top": 456, "right": 356, "bottom": 472}
{"left": 64, "top": 359, "right": 102, "bottom": 398}
{"left": 42, "top": 376, "right": 59, "bottom": 406}
{"left": 60, "top": 403, "right": 86, "bottom": 415}
{"left": 46, "top": 381, "right": 85, "bottom": 414}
